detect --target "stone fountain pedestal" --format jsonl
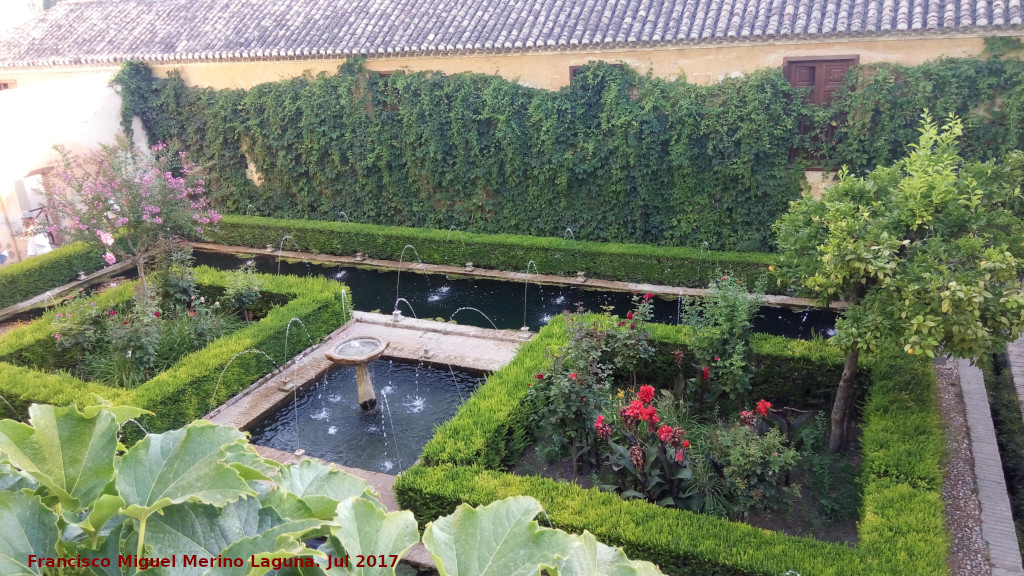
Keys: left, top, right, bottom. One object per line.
{"left": 325, "top": 336, "right": 389, "bottom": 412}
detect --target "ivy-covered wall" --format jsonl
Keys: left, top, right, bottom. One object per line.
{"left": 115, "top": 50, "right": 1024, "bottom": 253}
{"left": 115, "top": 60, "right": 812, "bottom": 252}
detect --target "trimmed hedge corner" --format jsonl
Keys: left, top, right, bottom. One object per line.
{"left": 199, "top": 215, "right": 780, "bottom": 292}
{"left": 0, "top": 242, "right": 105, "bottom": 310}
{"left": 0, "top": 266, "right": 351, "bottom": 435}
{"left": 396, "top": 317, "right": 948, "bottom": 576}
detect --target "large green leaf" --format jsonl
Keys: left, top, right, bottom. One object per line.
{"left": 422, "top": 496, "right": 574, "bottom": 576}
{"left": 206, "top": 519, "right": 329, "bottom": 576}
{"left": 0, "top": 461, "right": 36, "bottom": 492}
{"left": 143, "top": 499, "right": 280, "bottom": 576}
{"left": 554, "top": 531, "right": 665, "bottom": 576}
{"left": 276, "top": 459, "right": 379, "bottom": 518}
{"left": 321, "top": 497, "right": 418, "bottom": 576}
{"left": 0, "top": 404, "right": 117, "bottom": 509}
{"left": 116, "top": 422, "right": 255, "bottom": 519}
{"left": 0, "top": 491, "right": 60, "bottom": 576}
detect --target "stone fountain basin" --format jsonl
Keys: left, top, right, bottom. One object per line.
{"left": 325, "top": 336, "right": 389, "bottom": 365}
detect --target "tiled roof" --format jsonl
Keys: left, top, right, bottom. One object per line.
{"left": 1, "top": 0, "right": 1021, "bottom": 68}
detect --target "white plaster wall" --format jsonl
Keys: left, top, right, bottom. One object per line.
{"left": 0, "top": 71, "right": 145, "bottom": 264}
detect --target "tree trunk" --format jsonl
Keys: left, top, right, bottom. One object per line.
{"left": 828, "top": 347, "right": 860, "bottom": 453}
{"left": 135, "top": 255, "right": 148, "bottom": 295}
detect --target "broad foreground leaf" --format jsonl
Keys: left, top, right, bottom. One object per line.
{"left": 322, "top": 497, "right": 418, "bottom": 575}
{"left": 143, "top": 499, "right": 271, "bottom": 576}
{"left": 277, "top": 459, "right": 379, "bottom": 518}
{"left": 0, "top": 404, "right": 117, "bottom": 509}
{"left": 0, "top": 491, "right": 59, "bottom": 575}
{"left": 207, "top": 519, "right": 328, "bottom": 576}
{"left": 422, "top": 496, "right": 574, "bottom": 576}
{"left": 117, "top": 422, "right": 255, "bottom": 519}
{"left": 554, "top": 531, "right": 665, "bottom": 576}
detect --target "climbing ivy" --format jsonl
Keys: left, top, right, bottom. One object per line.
{"left": 116, "top": 53, "right": 1024, "bottom": 252}
{"left": 116, "top": 61, "right": 812, "bottom": 252}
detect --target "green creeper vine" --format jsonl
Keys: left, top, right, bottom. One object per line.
{"left": 116, "top": 61, "right": 812, "bottom": 252}
{"left": 115, "top": 55, "right": 1024, "bottom": 252}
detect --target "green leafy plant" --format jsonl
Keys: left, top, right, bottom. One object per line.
{"left": 0, "top": 401, "right": 665, "bottom": 576}
{"left": 679, "top": 275, "right": 763, "bottom": 407}
{"left": 224, "top": 260, "right": 261, "bottom": 320}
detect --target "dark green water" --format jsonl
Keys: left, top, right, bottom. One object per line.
{"left": 194, "top": 251, "right": 837, "bottom": 339}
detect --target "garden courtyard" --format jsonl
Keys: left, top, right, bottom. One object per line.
{"left": 3, "top": 58, "right": 1024, "bottom": 576}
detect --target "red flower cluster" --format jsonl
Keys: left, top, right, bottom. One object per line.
{"left": 594, "top": 415, "right": 612, "bottom": 440}
{"left": 153, "top": 312, "right": 161, "bottom": 318}
{"left": 643, "top": 293, "right": 654, "bottom": 300}
{"left": 638, "top": 384, "right": 655, "bottom": 403}
{"left": 626, "top": 310, "right": 634, "bottom": 320}
{"left": 657, "top": 424, "right": 687, "bottom": 447}
{"left": 756, "top": 399, "right": 772, "bottom": 417}
{"left": 621, "top": 399, "right": 660, "bottom": 428}
{"left": 702, "top": 366, "right": 710, "bottom": 380}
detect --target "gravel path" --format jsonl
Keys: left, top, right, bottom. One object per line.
{"left": 937, "top": 360, "right": 991, "bottom": 575}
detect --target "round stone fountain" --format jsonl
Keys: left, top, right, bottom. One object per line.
{"left": 325, "top": 336, "right": 389, "bottom": 412}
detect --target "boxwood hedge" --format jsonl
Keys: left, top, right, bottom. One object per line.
{"left": 200, "top": 215, "right": 779, "bottom": 292}
{"left": 0, "top": 266, "right": 351, "bottom": 436}
{"left": 0, "top": 242, "right": 106, "bottom": 310}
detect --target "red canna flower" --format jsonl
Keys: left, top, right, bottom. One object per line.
{"left": 569, "top": 373, "right": 577, "bottom": 380}
{"left": 676, "top": 450, "right": 683, "bottom": 462}
{"left": 756, "top": 399, "right": 772, "bottom": 417}
{"left": 683, "top": 439, "right": 690, "bottom": 449}
{"left": 702, "top": 366, "right": 710, "bottom": 380}
{"left": 658, "top": 425, "right": 673, "bottom": 443}
{"left": 638, "top": 384, "right": 655, "bottom": 403}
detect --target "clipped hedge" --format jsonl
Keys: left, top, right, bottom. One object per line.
{"left": 0, "top": 242, "right": 105, "bottom": 310}
{"left": 396, "top": 318, "right": 948, "bottom": 576}
{"left": 201, "top": 215, "right": 778, "bottom": 291}
{"left": 0, "top": 266, "right": 351, "bottom": 434}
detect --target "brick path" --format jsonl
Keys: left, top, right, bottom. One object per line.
{"left": 958, "top": 358, "right": 1024, "bottom": 576}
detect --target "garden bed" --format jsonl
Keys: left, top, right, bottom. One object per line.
{"left": 395, "top": 315, "right": 949, "bottom": 575}
{"left": 0, "top": 266, "right": 351, "bottom": 436}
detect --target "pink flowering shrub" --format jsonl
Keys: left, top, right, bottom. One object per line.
{"left": 44, "top": 136, "right": 221, "bottom": 291}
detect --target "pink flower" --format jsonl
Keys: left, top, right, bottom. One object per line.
{"left": 108, "top": 310, "right": 116, "bottom": 316}
{"left": 54, "top": 333, "right": 61, "bottom": 340}
{"left": 643, "top": 293, "right": 654, "bottom": 300}
{"left": 569, "top": 373, "right": 577, "bottom": 380}
{"left": 95, "top": 230, "right": 114, "bottom": 246}
{"left": 638, "top": 384, "right": 655, "bottom": 404}
{"left": 102, "top": 251, "right": 116, "bottom": 266}
{"left": 721, "top": 276, "right": 728, "bottom": 280}
{"left": 739, "top": 410, "right": 756, "bottom": 426}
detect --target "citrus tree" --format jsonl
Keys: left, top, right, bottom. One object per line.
{"left": 44, "top": 136, "right": 221, "bottom": 293}
{"left": 776, "top": 113, "right": 1024, "bottom": 452}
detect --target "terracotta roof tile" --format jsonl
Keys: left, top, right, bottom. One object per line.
{"left": 0, "top": 0, "right": 1019, "bottom": 68}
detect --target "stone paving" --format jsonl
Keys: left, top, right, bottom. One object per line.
{"left": 958, "top": 358, "right": 1024, "bottom": 576}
